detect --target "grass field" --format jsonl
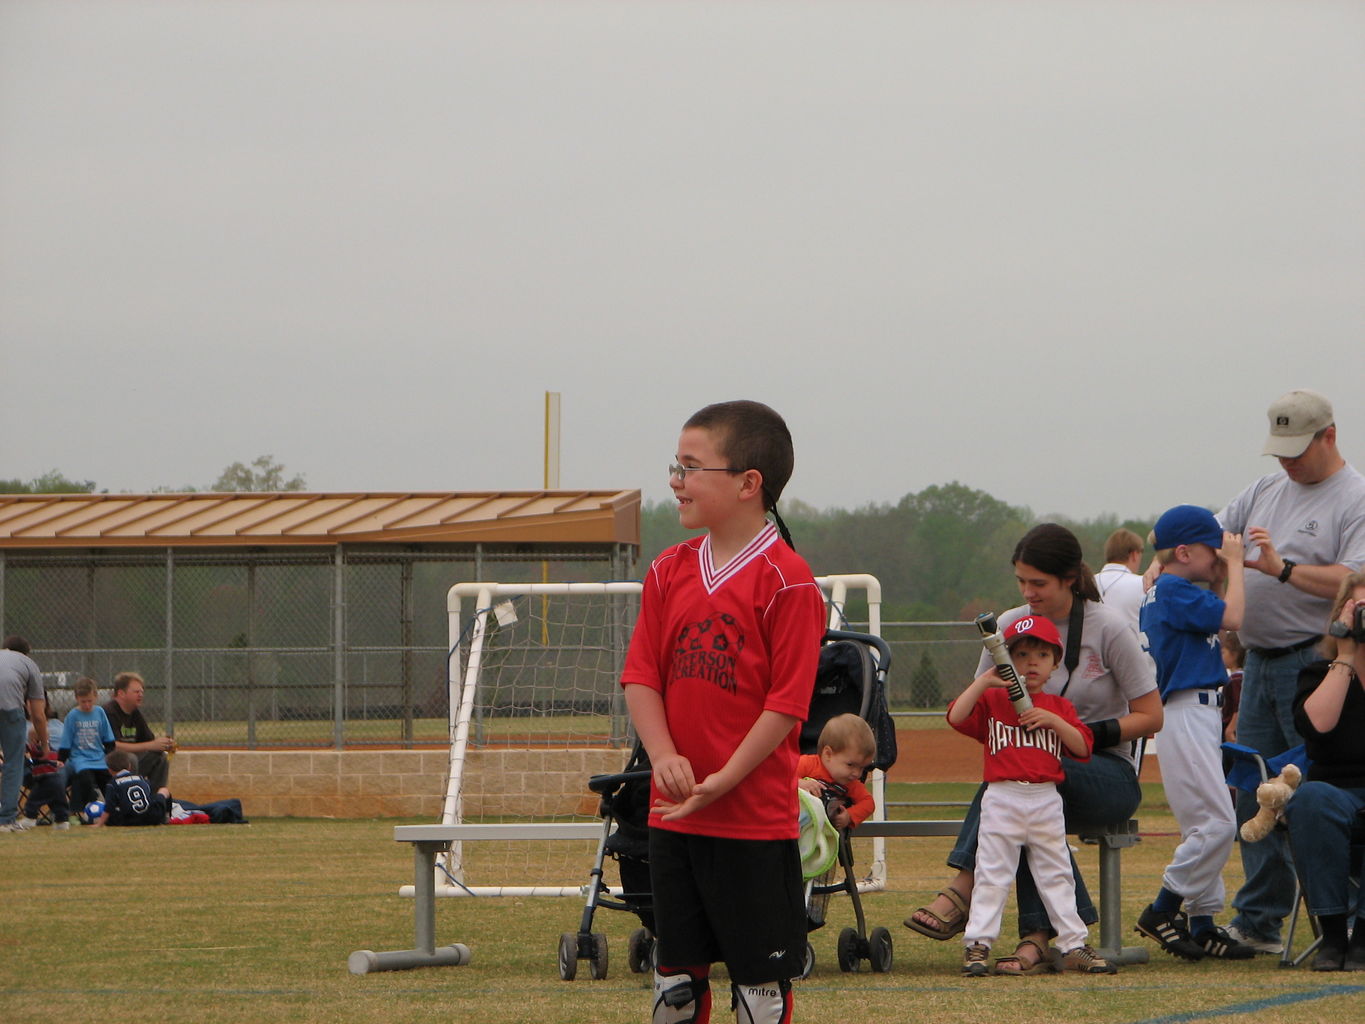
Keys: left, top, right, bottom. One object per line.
{"left": 3, "top": 787, "right": 1363, "bottom": 1024}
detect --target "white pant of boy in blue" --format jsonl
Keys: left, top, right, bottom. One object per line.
{"left": 1159, "top": 691, "right": 1237, "bottom": 916}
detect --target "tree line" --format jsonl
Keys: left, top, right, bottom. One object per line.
{"left": 1, "top": 455, "right": 305, "bottom": 496}
{"left": 641, "top": 481, "right": 1157, "bottom": 622}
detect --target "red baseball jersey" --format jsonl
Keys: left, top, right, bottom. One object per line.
{"left": 622, "top": 523, "right": 826, "bottom": 839}
{"left": 949, "top": 687, "right": 1092, "bottom": 784}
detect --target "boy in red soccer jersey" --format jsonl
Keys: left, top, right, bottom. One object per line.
{"left": 622, "top": 401, "right": 825, "bottom": 1024}
{"left": 949, "top": 616, "right": 1117, "bottom": 978}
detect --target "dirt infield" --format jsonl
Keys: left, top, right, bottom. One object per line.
{"left": 885, "top": 728, "right": 978, "bottom": 783}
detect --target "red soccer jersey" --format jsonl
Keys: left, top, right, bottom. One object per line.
{"left": 948, "top": 687, "right": 1093, "bottom": 784}
{"left": 622, "top": 523, "right": 826, "bottom": 839}
{"left": 795, "top": 752, "right": 876, "bottom": 827}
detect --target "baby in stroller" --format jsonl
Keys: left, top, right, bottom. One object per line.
{"left": 794, "top": 634, "right": 898, "bottom": 975}
{"left": 561, "top": 631, "right": 897, "bottom": 982}
{"left": 797, "top": 713, "right": 876, "bottom": 831}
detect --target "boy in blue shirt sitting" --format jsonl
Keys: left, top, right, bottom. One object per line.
{"left": 1137, "top": 505, "right": 1256, "bottom": 961}
{"left": 59, "top": 677, "right": 116, "bottom": 815}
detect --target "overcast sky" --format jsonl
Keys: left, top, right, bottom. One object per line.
{"left": 2, "top": 0, "right": 1362, "bottom": 521}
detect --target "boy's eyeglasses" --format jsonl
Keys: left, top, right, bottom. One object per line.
{"left": 668, "top": 463, "right": 743, "bottom": 480}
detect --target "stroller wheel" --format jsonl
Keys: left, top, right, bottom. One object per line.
{"left": 799, "top": 942, "right": 816, "bottom": 979}
{"left": 588, "top": 933, "right": 610, "bottom": 980}
{"left": 628, "top": 928, "right": 654, "bottom": 974}
{"left": 557, "top": 932, "right": 579, "bottom": 981}
{"left": 836, "top": 927, "right": 861, "bottom": 973}
{"left": 869, "top": 926, "right": 893, "bottom": 973}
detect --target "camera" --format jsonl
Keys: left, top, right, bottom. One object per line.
{"left": 820, "top": 781, "right": 850, "bottom": 821}
{"left": 1328, "top": 605, "right": 1365, "bottom": 643}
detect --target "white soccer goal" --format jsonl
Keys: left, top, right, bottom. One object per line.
{"left": 412, "top": 574, "right": 887, "bottom": 899}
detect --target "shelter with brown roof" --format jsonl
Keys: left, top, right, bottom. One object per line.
{"left": 0, "top": 490, "right": 639, "bottom": 749}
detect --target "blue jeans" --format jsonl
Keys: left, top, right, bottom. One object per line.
{"left": 1230, "top": 646, "right": 1318, "bottom": 942}
{"left": 0, "top": 706, "right": 28, "bottom": 825}
{"left": 948, "top": 750, "right": 1142, "bottom": 936}
{"left": 1284, "top": 781, "right": 1365, "bottom": 918}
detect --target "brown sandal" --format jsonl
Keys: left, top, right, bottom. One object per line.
{"left": 994, "top": 938, "right": 1056, "bottom": 975}
{"left": 903, "top": 886, "right": 969, "bottom": 940}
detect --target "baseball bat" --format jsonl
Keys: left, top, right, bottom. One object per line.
{"left": 974, "top": 612, "right": 1034, "bottom": 718}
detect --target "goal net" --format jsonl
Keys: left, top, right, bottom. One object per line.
{"left": 425, "top": 575, "right": 885, "bottom": 897}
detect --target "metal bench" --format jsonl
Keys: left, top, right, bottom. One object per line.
{"left": 352, "top": 816, "right": 1145, "bottom": 973}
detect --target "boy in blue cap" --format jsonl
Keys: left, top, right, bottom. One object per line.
{"left": 1136, "top": 505, "right": 1256, "bottom": 960}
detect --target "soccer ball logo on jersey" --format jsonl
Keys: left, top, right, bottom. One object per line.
{"left": 673, "top": 614, "right": 746, "bottom": 693}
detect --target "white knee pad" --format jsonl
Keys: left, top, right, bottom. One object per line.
{"left": 731, "top": 979, "right": 791, "bottom": 1024}
{"left": 652, "top": 967, "right": 710, "bottom": 1024}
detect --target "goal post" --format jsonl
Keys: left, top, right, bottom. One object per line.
{"left": 413, "top": 574, "right": 887, "bottom": 898}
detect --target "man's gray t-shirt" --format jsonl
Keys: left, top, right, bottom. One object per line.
{"left": 1218, "top": 464, "right": 1365, "bottom": 648}
{"left": 0, "top": 649, "right": 44, "bottom": 713}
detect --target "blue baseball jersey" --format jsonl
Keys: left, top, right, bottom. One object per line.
{"left": 1139, "top": 574, "right": 1226, "bottom": 701}
{"left": 62, "top": 705, "right": 115, "bottom": 772}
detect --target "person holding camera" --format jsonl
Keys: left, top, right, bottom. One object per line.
{"left": 1211, "top": 390, "right": 1365, "bottom": 954}
{"left": 1282, "top": 571, "right": 1365, "bottom": 971}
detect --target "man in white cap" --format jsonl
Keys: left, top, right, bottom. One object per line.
{"left": 1218, "top": 389, "right": 1365, "bottom": 954}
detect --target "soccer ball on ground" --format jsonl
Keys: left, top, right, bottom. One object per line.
{"left": 83, "top": 800, "right": 105, "bottom": 824}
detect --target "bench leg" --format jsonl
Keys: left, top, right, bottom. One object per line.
{"left": 348, "top": 840, "right": 473, "bottom": 974}
{"left": 1095, "top": 840, "right": 1148, "bottom": 966}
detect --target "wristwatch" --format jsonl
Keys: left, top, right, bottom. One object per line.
{"left": 1278, "top": 559, "right": 1296, "bottom": 583}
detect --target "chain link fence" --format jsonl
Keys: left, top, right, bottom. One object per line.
{"left": 879, "top": 620, "right": 982, "bottom": 715}
{"left": 1, "top": 544, "right": 633, "bottom": 748}
{"left": 4, "top": 546, "right": 981, "bottom": 747}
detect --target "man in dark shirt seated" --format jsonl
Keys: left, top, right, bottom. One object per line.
{"left": 104, "top": 672, "right": 176, "bottom": 790}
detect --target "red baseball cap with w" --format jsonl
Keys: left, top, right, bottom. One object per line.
{"left": 1003, "top": 615, "right": 1063, "bottom": 656}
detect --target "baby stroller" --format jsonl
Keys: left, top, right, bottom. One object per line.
{"left": 798, "top": 629, "right": 898, "bottom": 976}
{"left": 557, "top": 628, "right": 897, "bottom": 981}
{"left": 558, "top": 743, "right": 655, "bottom": 980}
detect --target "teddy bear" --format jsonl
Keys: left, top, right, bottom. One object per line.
{"left": 1239, "top": 762, "right": 1302, "bottom": 843}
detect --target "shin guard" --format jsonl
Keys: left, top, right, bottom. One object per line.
{"left": 731, "top": 979, "right": 792, "bottom": 1024}
{"left": 652, "top": 965, "right": 712, "bottom": 1024}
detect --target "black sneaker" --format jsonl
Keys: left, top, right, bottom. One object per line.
{"left": 1196, "top": 926, "right": 1256, "bottom": 960}
{"left": 1136, "top": 905, "right": 1206, "bottom": 961}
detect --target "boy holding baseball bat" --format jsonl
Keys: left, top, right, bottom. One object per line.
{"left": 949, "top": 616, "right": 1117, "bottom": 976}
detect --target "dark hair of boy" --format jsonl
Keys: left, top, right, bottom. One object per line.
{"left": 684, "top": 400, "right": 796, "bottom": 546}
{"left": 107, "top": 750, "right": 138, "bottom": 774}
{"left": 1009, "top": 634, "right": 1062, "bottom": 662}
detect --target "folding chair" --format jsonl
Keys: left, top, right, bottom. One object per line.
{"left": 1222, "top": 742, "right": 1336, "bottom": 969}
